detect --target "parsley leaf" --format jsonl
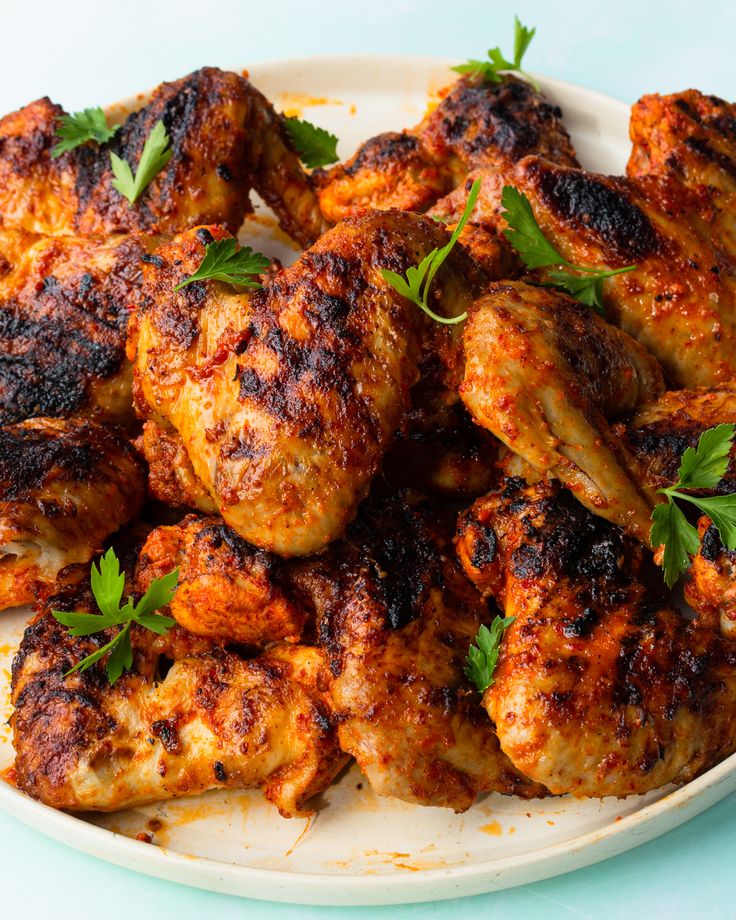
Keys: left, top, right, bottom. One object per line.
{"left": 452, "top": 16, "right": 539, "bottom": 91}
{"left": 52, "top": 107, "right": 119, "bottom": 157}
{"left": 651, "top": 423, "right": 736, "bottom": 587}
{"left": 52, "top": 547, "right": 178, "bottom": 685}
{"left": 651, "top": 502, "right": 700, "bottom": 588}
{"left": 381, "top": 177, "right": 480, "bottom": 325}
{"left": 174, "top": 238, "right": 270, "bottom": 292}
{"left": 501, "top": 185, "right": 637, "bottom": 315}
{"left": 678, "top": 423, "right": 735, "bottom": 490}
{"left": 465, "top": 615, "right": 516, "bottom": 694}
{"left": 110, "top": 120, "right": 172, "bottom": 205}
{"left": 284, "top": 117, "right": 339, "bottom": 168}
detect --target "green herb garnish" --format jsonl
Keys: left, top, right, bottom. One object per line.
{"left": 651, "top": 423, "right": 736, "bottom": 587}
{"left": 380, "top": 177, "right": 480, "bottom": 325}
{"left": 52, "top": 107, "right": 119, "bottom": 157}
{"left": 465, "top": 615, "right": 516, "bottom": 694}
{"left": 501, "top": 185, "right": 636, "bottom": 314}
{"left": 452, "top": 16, "right": 539, "bottom": 91}
{"left": 284, "top": 116, "right": 339, "bottom": 168}
{"left": 110, "top": 120, "right": 172, "bottom": 204}
{"left": 174, "top": 237, "right": 270, "bottom": 291}
{"left": 52, "top": 548, "right": 178, "bottom": 685}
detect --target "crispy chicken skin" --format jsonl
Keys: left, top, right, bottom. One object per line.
{"left": 0, "top": 417, "right": 145, "bottom": 610}
{"left": 136, "top": 514, "right": 307, "bottom": 645}
{"left": 11, "top": 569, "right": 346, "bottom": 816}
{"left": 289, "top": 492, "right": 546, "bottom": 810}
{"left": 461, "top": 282, "right": 664, "bottom": 544}
{"left": 456, "top": 478, "right": 736, "bottom": 796}
{"left": 0, "top": 229, "right": 161, "bottom": 425}
{"left": 131, "top": 215, "right": 483, "bottom": 555}
{"left": 444, "top": 158, "right": 736, "bottom": 387}
{"left": 0, "top": 68, "right": 324, "bottom": 245}
{"left": 628, "top": 90, "right": 736, "bottom": 202}
{"left": 316, "top": 75, "right": 578, "bottom": 224}
{"left": 615, "top": 385, "right": 736, "bottom": 632}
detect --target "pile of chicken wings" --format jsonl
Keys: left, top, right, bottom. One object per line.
{"left": 2, "top": 65, "right": 736, "bottom": 819}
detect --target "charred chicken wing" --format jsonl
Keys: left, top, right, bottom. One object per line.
{"left": 0, "top": 417, "right": 145, "bottom": 610}
{"left": 0, "top": 68, "right": 324, "bottom": 245}
{"left": 317, "top": 75, "right": 578, "bottom": 224}
{"left": 456, "top": 477, "right": 736, "bottom": 796}
{"left": 131, "top": 215, "right": 482, "bottom": 555}
{"left": 289, "top": 492, "right": 546, "bottom": 810}
{"left": 11, "top": 567, "right": 346, "bottom": 816}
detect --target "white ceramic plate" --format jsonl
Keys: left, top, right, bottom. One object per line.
{"left": 2, "top": 55, "right": 735, "bottom": 908}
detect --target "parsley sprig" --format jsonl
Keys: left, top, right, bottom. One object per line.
{"left": 501, "top": 185, "right": 636, "bottom": 314}
{"left": 52, "top": 548, "right": 178, "bottom": 685}
{"left": 651, "top": 423, "right": 736, "bottom": 588}
{"left": 453, "top": 16, "right": 539, "bottom": 91}
{"left": 174, "top": 238, "right": 270, "bottom": 292}
{"left": 284, "top": 117, "right": 339, "bottom": 168}
{"left": 52, "top": 107, "right": 119, "bottom": 157}
{"left": 381, "top": 177, "right": 480, "bottom": 325}
{"left": 465, "top": 615, "right": 516, "bottom": 694}
{"left": 110, "top": 120, "right": 172, "bottom": 205}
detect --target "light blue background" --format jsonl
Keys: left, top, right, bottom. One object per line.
{"left": 0, "top": 1, "right": 733, "bottom": 916}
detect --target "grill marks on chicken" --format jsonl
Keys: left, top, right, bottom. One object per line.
{"left": 455, "top": 477, "right": 736, "bottom": 796}
{"left": 0, "top": 229, "right": 160, "bottom": 425}
{"left": 288, "top": 492, "right": 546, "bottom": 810}
{"left": 460, "top": 282, "right": 665, "bottom": 544}
{"left": 0, "top": 417, "right": 145, "bottom": 610}
{"left": 0, "top": 68, "right": 325, "bottom": 245}
{"left": 132, "top": 215, "right": 482, "bottom": 555}
{"left": 316, "top": 75, "right": 578, "bottom": 224}
{"left": 450, "top": 156, "right": 736, "bottom": 387}
{"left": 11, "top": 567, "right": 346, "bottom": 816}
{"left": 628, "top": 90, "right": 736, "bottom": 203}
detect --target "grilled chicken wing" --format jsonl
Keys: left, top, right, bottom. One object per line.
{"left": 460, "top": 282, "right": 665, "bottom": 544}
{"left": 0, "top": 68, "right": 324, "bottom": 245}
{"left": 456, "top": 477, "right": 736, "bottom": 796}
{"left": 131, "top": 215, "right": 483, "bottom": 555}
{"left": 615, "top": 385, "right": 736, "bottom": 631}
{"left": 288, "top": 492, "right": 545, "bottom": 810}
{"left": 0, "top": 417, "right": 145, "bottom": 609}
{"left": 0, "top": 228, "right": 161, "bottom": 425}
{"left": 11, "top": 566, "right": 346, "bottom": 816}
{"left": 628, "top": 90, "right": 736, "bottom": 204}
{"left": 441, "top": 158, "right": 736, "bottom": 387}
{"left": 316, "top": 75, "right": 578, "bottom": 224}
{"left": 136, "top": 514, "right": 307, "bottom": 645}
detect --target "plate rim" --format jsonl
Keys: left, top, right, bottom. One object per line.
{"left": 2, "top": 54, "right": 728, "bottom": 906}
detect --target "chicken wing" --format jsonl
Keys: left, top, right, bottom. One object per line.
{"left": 11, "top": 565, "right": 346, "bottom": 817}
{"left": 288, "top": 492, "right": 546, "bottom": 810}
{"left": 136, "top": 514, "right": 307, "bottom": 645}
{"left": 0, "top": 417, "right": 145, "bottom": 609}
{"left": 0, "top": 228, "right": 162, "bottom": 425}
{"left": 460, "top": 281, "right": 664, "bottom": 544}
{"left": 441, "top": 158, "right": 736, "bottom": 387}
{"left": 456, "top": 477, "right": 736, "bottom": 796}
{"left": 131, "top": 215, "right": 483, "bottom": 555}
{"left": 316, "top": 75, "right": 578, "bottom": 224}
{"left": 615, "top": 385, "right": 736, "bottom": 632}
{"left": 628, "top": 90, "right": 736, "bottom": 204}
{"left": 0, "top": 67, "right": 325, "bottom": 245}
